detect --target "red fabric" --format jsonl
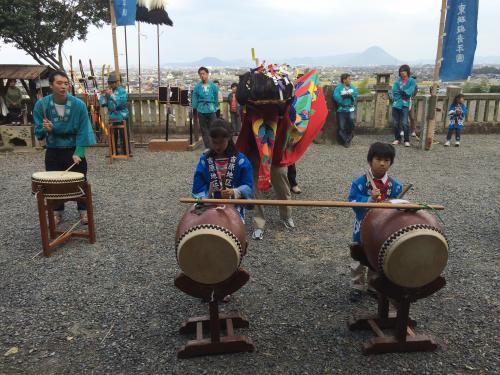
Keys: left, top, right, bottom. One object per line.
{"left": 231, "top": 94, "right": 237, "bottom": 112}
{"left": 373, "top": 178, "right": 389, "bottom": 201}
{"left": 280, "top": 85, "right": 328, "bottom": 166}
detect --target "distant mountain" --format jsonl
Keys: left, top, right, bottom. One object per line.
{"left": 161, "top": 47, "right": 500, "bottom": 68}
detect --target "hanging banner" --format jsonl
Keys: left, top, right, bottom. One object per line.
{"left": 114, "top": 0, "right": 137, "bottom": 26}
{"left": 439, "top": 0, "right": 479, "bottom": 81}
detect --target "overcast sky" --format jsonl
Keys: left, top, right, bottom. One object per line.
{"left": 1, "top": 0, "right": 499, "bottom": 68}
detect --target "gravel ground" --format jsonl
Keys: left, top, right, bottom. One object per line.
{"left": 0, "top": 134, "right": 499, "bottom": 375}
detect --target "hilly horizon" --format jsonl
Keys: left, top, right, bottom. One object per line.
{"left": 158, "top": 46, "right": 500, "bottom": 69}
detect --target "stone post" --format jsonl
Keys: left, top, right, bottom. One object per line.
{"left": 373, "top": 73, "right": 392, "bottom": 129}
{"left": 314, "top": 85, "right": 337, "bottom": 144}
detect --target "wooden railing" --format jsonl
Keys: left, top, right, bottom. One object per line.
{"left": 108, "top": 91, "right": 500, "bottom": 135}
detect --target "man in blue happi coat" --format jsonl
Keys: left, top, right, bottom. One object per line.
{"left": 192, "top": 66, "right": 219, "bottom": 149}
{"left": 34, "top": 71, "right": 96, "bottom": 225}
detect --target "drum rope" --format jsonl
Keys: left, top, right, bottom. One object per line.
{"left": 418, "top": 203, "right": 445, "bottom": 225}
{"left": 52, "top": 218, "right": 82, "bottom": 242}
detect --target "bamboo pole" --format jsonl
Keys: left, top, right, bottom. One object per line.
{"left": 157, "top": 24, "right": 161, "bottom": 128}
{"left": 124, "top": 26, "right": 130, "bottom": 94}
{"left": 138, "top": 22, "right": 143, "bottom": 144}
{"left": 109, "top": 0, "right": 121, "bottom": 82}
{"left": 179, "top": 198, "right": 445, "bottom": 210}
{"left": 424, "top": 0, "right": 447, "bottom": 150}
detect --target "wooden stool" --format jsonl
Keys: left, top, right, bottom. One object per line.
{"left": 174, "top": 269, "right": 255, "bottom": 358}
{"left": 35, "top": 182, "right": 96, "bottom": 257}
{"left": 108, "top": 121, "right": 130, "bottom": 164}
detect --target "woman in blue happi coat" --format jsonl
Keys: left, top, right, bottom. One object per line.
{"left": 391, "top": 65, "right": 416, "bottom": 147}
{"left": 192, "top": 119, "right": 254, "bottom": 221}
{"left": 33, "top": 70, "right": 96, "bottom": 225}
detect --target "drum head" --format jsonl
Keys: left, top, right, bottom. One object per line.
{"left": 382, "top": 228, "right": 448, "bottom": 288}
{"left": 32, "top": 171, "right": 85, "bottom": 182}
{"left": 177, "top": 226, "right": 241, "bottom": 285}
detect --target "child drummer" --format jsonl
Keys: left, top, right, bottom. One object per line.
{"left": 347, "top": 142, "right": 403, "bottom": 301}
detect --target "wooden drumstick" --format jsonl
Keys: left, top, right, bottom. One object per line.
{"left": 180, "top": 198, "right": 445, "bottom": 210}
{"left": 61, "top": 162, "right": 77, "bottom": 174}
{"left": 397, "top": 184, "right": 414, "bottom": 199}
{"left": 366, "top": 169, "right": 377, "bottom": 190}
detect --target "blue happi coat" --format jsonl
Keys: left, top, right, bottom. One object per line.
{"left": 99, "top": 86, "right": 129, "bottom": 122}
{"left": 333, "top": 83, "right": 358, "bottom": 112}
{"left": 391, "top": 77, "right": 416, "bottom": 109}
{"left": 192, "top": 80, "right": 219, "bottom": 114}
{"left": 447, "top": 103, "right": 468, "bottom": 129}
{"left": 33, "top": 94, "right": 96, "bottom": 149}
{"left": 192, "top": 151, "right": 254, "bottom": 219}
{"left": 348, "top": 174, "right": 403, "bottom": 242}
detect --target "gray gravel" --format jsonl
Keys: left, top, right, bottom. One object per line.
{"left": 0, "top": 134, "right": 499, "bottom": 375}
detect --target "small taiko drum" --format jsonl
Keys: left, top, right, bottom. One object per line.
{"left": 31, "top": 171, "right": 86, "bottom": 200}
{"left": 175, "top": 204, "right": 247, "bottom": 285}
{"left": 360, "top": 206, "right": 449, "bottom": 288}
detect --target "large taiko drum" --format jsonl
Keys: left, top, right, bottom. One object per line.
{"left": 32, "top": 171, "right": 86, "bottom": 200}
{"left": 175, "top": 204, "right": 247, "bottom": 285}
{"left": 360, "top": 207, "right": 449, "bottom": 288}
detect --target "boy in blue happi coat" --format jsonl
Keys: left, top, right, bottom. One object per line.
{"left": 33, "top": 71, "right": 96, "bottom": 225}
{"left": 333, "top": 73, "right": 358, "bottom": 147}
{"left": 347, "top": 142, "right": 403, "bottom": 300}
{"left": 444, "top": 93, "right": 468, "bottom": 147}
{"left": 192, "top": 119, "right": 254, "bottom": 221}
{"left": 99, "top": 72, "right": 130, "bottom": 155}
{"left": 192, "top": 67, "right": 219, "bottom": 149}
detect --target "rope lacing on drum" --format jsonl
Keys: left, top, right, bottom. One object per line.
{"left": 418, "top": 203, "right": 445, "bottom": 225}
{"left": 377, "top": 224, "right": 449, "bottom": 274}
{"left": 175, "top": 224, "right": 243, "bottom": 263}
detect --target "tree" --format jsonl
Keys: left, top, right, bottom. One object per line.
{"left": 0, "top": 0, "right": 109, "bottom": 70}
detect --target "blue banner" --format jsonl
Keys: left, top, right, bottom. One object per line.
{"left": 114, "top": 0, "right": 137, "bottom": 26}
{"left": 440, "top": 0, "right": 479, "bottom": 81}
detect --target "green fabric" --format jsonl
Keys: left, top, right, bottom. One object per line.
{"left": 74, "top": 146, "right": 86, "bottom": 158}
{"left": 5, "top": 87, "right": 22, "bottom": 108}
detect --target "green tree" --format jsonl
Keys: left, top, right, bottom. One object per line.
{"left": 0, "top": 0, "right": 109, "bottom": 70}
{"left": 354, "top": 79, "right": 370, "bottom": 94}
{"left": 489, "top": 85, "right": 500, "bottom": 93}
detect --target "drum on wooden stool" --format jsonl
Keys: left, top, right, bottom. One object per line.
{"left": 31, "top": 171, "right": 86, "bottom": 199}
{"left": 360, "top": 207, "right": 448, "bottom": 288}
{"left": 175, "top": 204, "right": 247, "bottom": 285}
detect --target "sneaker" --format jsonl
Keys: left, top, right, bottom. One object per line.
{"left": 291, "top": 185, "right": 302, "bottom": 194}
{"left": 444, "top": 140, "right": 450, "bottom": 147}
{"left": 283, "top": 218, "right": 295, "bottom": 230}
{"left": 400, "top": 130, "right": 404, "bottom": 138}
{"left": 392, "top": 140, "right": 400, "bottom": 145}
{"left": 80, "top": 212, "right": 88, "bottom": 225}
{"left": 411, "top": 132, "right": 417, "bottom": 137}
{"left": 404, "top": 141, "right": 410, "bottom": 147}
{"left": 455, "top": 141, "right": 460, "bottom": 147}
{"left": 252, "top": 229, "right": 264, "bottom": 240}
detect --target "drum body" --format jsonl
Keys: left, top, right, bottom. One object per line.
{"left": 175, "top": 204, "right": 247, "bottom": 285}
{"left": 360, "top": 208, "right": 448, "bottom": 288}
{"left": 32, "top": 171, "right": 86, "bottom": 200}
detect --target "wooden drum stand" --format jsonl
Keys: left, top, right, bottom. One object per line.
{"left": 174, "top": 269, "right": 255, "bottom": 358}
{"left": 35, "top": 183, "right": 96, "bottom": 257}
{"left": 348, "top": 244, "right": 445, "bottom": 354}
{"left": 108, "top": 120, "right": 130, "bottom": 164}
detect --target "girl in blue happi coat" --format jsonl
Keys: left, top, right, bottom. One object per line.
{"left": 445, "top": 94, "right": 468, "bottom": 147}
{"left": 192, "top": 119, "right": 254, "bottom": 221}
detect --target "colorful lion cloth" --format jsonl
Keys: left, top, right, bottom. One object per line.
{"left": 236, "top": 70, "right": 327, "bottom": 191}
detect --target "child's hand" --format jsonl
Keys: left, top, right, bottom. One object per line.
{"left": 221, "top": 189, "right": 234, "bottom": 199}
{"left": 208, "top": 182, "right": 215, "bottom": 198}
{"left": 371, "top": 188, "right": 381, "bottom": 201}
